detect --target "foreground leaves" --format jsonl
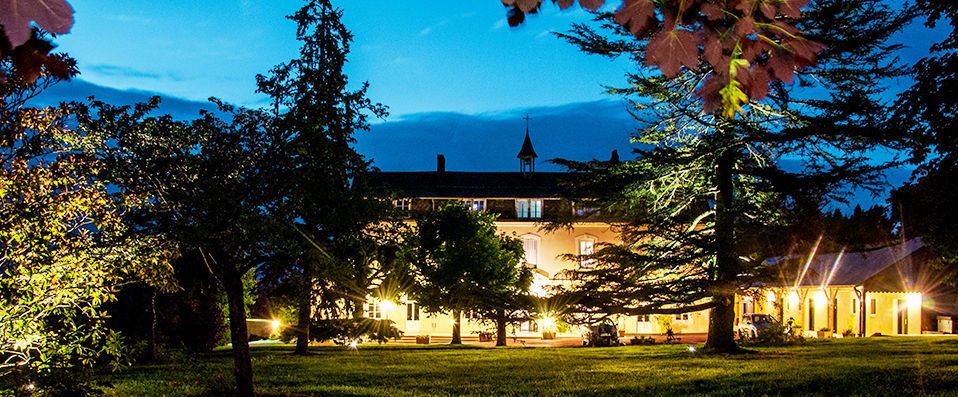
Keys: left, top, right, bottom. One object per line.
{"left": 498, "top": 0, "right": 825, "bottom": 118}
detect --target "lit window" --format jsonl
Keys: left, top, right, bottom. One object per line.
{"left": 579, "top": 239, "right": 595, "bottom": 269}
{"left": 852, "top": 299, "right": 858, "bottom": 315}
{"left": 674, "top": 313, "right": 689, "bottom": 321}
{"left": 406, "top": 302, "right": 420, "bottom": 321}
{"left": 516, "top": 199, "right": 543, "bottom": 218}
{"left": 640, "top": 314, "right": 651, "bottom": 322}
{"left": 870, "top": 298, "right": 877, "bottom": 315}
{"left": 463, "top": 199, "right": 485, "bottom": 212}
{"left": 521, "top": 235, "right": 539, "bottom": 266}
{"left": 366, "top": 301, "right": 382, "bottom": 319}
{"left": 393, "top": 199, "right": 411, "bottom": 212}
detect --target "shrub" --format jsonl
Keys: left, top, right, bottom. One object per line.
{"left": 280, "top": 318, "right": 403, "bottom": 345}
{"left": 741, "top": 319, "right": 804, "bottom": 347}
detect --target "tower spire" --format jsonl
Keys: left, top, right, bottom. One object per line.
{"left": 517, "top": 114, "right": 537, "bottom": 175}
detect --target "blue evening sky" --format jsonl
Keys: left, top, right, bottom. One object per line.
{"left": 36, "top": 1, "right": 948, "bottom": 210}
{"left": 56, "top": 1, "right": 631, "bottom": 117}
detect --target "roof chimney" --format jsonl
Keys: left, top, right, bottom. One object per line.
{"left": 437, "top": 154, "right": 445, "bottom": 174}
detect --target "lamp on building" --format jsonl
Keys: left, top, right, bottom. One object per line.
{"left": 907, "top": 292, "right": 922, "bottom": 309}
{"left": 381, "top": 300, "right": 395, "bottom": 312}
{"left": 788, "top": 290, "right": 800, "bottom": 307}
{"left": 814, "top": 290, "right": 827, "bottom": 307}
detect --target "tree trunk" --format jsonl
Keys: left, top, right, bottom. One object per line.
{"left": 148, "top": 288, "right": 158, "bottom": 362}
{"left": 451, "top": 309, "right": 462, "bottom": 344}
{"left": 704, "top": 149, "right": 741, "bottom": 353}
{"left": 294, "top": 266, "right": 312, "bottom": 355}
{"left": 224, "top": 272, "right": 254, "bottom": 397}
{"left": 495, "top": 309, "right": 507, "bottom": 346}
{"left": 353, "top": 297, "right": 365, "bottom": 319}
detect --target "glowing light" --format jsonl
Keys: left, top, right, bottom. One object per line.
{"left": 766, "top": 291, "right": 776, "bottom": 304}
{"left": 539, "top": 316, "right": 556, "bottom": 331}
{"left": 348, "top": 339, "right": 359, "bottom": 350}
{"left": 687, "top": 345, "right": 696, "bottom": 353}
{"left": 270, "top": 319, "right": 281, "bottom": 334}
{"left": 788, "top": 290, "right": 800, "bottom": 307}
{"left": 381, "top": 300, "right": 395, "bottom": 312}
{"left": 451, "top": 319, "right": 457, "bottom": 326}
{"left": 907, "top": 293, "right": 922, "bottom": 309}
{"left": 26, "top": 383, "right": 35, "bottom": 391}
{"left": 814, "top": 290, "right": 827, "bottom": 307}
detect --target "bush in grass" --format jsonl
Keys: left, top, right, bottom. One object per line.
{"left": 741, "top": 319, "right": 804, "bottom": 347}
{"left": 280, "top": 318, "right": 403, "bottom": 345}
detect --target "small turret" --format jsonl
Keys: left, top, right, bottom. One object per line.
{"left": 517, "top": 114, "right": 537, "bottom": 175}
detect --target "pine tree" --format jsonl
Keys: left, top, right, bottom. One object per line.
{"left": 549, "top": 0, "right": 911, "bottom": 353}
{"left": 254, "top": 0, "right": 388, "bottom": 355}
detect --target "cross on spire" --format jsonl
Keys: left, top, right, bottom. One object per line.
{"left": 523, "top": 113, "right": 532, "bottom": 132}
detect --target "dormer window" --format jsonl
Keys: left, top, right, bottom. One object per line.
{"left": 463, "top": 199, "right": 485, "bottom": 212}
{"left": 516, "top": 199, "right": 542, "bottom": 218}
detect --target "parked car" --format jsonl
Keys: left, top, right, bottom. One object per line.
{"left": 737, "top": 313, "right": 776, "bottom": 338}
{"left": 582, "top": 323, "right": 622, "bottom": 347}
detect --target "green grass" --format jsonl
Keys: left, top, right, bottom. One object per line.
{"left": 99, "top": 337, "right": 958, "bottom": 396}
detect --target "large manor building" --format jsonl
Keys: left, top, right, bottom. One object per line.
{"left": 365, "top": 127, "right": 934, "bottom": 341}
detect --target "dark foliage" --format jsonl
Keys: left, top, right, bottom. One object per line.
{"left": 280, "top": 318, "right": 403, "bottom": 345}
{"left": 548, "top": 0, "right": 911, "bottom": 353}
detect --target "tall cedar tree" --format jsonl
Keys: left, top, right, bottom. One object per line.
{"left": 80, "top": 99, "right": 287, "bottom": 397}
{"left": 254, "top": 0, "right": 388, "bottom": 355}
{"left": 891, "top": 1, "right": 958, "bottom": 284}
{"left": 414, "top": 203, "right": 532, "bottom": 345}
{"left": 543, "top": 0, "right": 910, "bottom": 353}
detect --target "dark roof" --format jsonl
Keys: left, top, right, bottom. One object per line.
{"left": 370, "top": 171, "right": 564, "bottom": 198}
{"left": 517, "top": 130, "right": 538, "bottom": 159}
{"left": 767, "top": 238, "right": 924, "bottom": 287}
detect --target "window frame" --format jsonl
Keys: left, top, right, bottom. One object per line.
{"left": 519, "top": 234, "right": 540, "bottom": 267}
{"left": 366, "top": 301, "right": 383, "bottom": 319}
{"left": 392, "top": 199, "right": 412, "bottom": 212}
{"left": 462, "top": 198, "right": 486, "bottom": 212}
{"left": 576, "top": 235, "right": 597, "bottom": 269}
{"left": 516, "top": 198, "right": 543, "bottom": 219}
{"left": 406, "top": 302, "right": 420, "bottom": 321}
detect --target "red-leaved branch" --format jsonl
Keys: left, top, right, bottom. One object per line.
{"left": 500, "top": 0, "right": 825, "bottom": 118}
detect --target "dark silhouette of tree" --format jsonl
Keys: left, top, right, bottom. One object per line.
{"left": 892, "top": 1, "right": 958, "bottom": 285}
{"left": 547, "top": 0, "right": 911, "bottom": 353}
{"left": 254, "top": 0, "right": 388, "bottom": 355}
{"left": 80, "top": 98, "right": 287, "bottom": 397}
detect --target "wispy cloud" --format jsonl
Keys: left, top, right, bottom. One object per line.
{"left": 419, "top": 19, "right": 449, "bottom": 36}
{"left": 491, "top": 19, "right": 508, "bottom": 31}
{"left": 535, "top": 30, "right": 553, "bottom": 39}
{"left": 86, "top": 64, "right": 163, "bottom": 79}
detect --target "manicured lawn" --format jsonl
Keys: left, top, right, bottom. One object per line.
{"left": 100, "top": 337, "right": 958, "bottom": 396}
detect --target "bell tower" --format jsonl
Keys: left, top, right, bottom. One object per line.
{"left": 517, "top": 114, "right": 538, "bottom": 175}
